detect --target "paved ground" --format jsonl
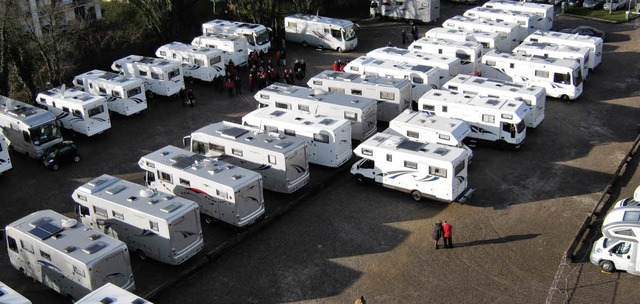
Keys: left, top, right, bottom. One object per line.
{"left": 1, "top": 4, "right": 639, "bottom": 304}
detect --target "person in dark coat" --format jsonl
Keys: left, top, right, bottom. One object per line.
{"left": 187, "top": 89, "right": 195, "bottom": 107}
{"left": 402, "top": 29, "right": 407, "bottom": 45}
{"left": 234, "top": 75, "right": 242, "bottom": 95}
{"left": 433, "top": 221, "right": 443, "bottom": 249}
{"left": 442, "top": 220, "right": 453, "bottom": 248}
{"left": 300, "top": 59, "right": 306, "bottom": 77}
{"left": 179, "top": 88, "right": 186, "bottom": 106}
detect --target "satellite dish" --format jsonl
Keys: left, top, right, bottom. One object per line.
{"left": 60, "top": 219, "right": 77, "bottom": 229}
{"left": 139, "top": 188, "right": 155, "bottom": 198}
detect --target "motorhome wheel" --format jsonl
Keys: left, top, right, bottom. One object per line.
{"left": 337, "top": 47, "right": 343, "bottom": 53}
{"left": 137, "top": 249, "right": 147, "bottom": 260}
{"left": 52, "top": 164, "right": 60, "bottom": 171}
{"left": 302, "top": 41, "right": 308, "bottom": 48}
{"left": 599, "top": 260, "right": 615, "bottom": 272}
{"left": 146, "top": 91, "right": 155, "bottom": 100}
{"left": 204, "top": 215, "right": 214, "bottom": 224}
{"left": 561, "top": 95, "right": 570, "bottom": 103}
{"left": 411, "top": 190, "right": 422, "bottom": 201}
{"left": 73, "top": 155, "right": 81, "bottom": 163}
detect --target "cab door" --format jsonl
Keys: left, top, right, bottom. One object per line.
{"left": 608, "top": 241, "right": 634, "bottom": 272}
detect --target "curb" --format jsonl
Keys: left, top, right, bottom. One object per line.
{"left": 143, "top": 159, "right": 355, "bottom": 300}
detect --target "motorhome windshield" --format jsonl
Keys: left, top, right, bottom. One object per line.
{"left": 29, "top": 122, "right": 61, "bottom": 146}
{"left": 255, "top": 29, "right": 270, "bottom": 46}
{"left": 344, "top": 26, "right": 357, "bottom": 41}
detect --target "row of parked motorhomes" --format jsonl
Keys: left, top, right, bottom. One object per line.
{"left": 1, "top": 0, "right": 609, "bottom": 300}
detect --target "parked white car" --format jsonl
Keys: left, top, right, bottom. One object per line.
{"left": 603, "top": 0, "right": 627, "bottom": 10}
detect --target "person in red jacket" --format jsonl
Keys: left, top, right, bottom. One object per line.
{"left": 442, "top": 220, "right": 453, "bottom": 248}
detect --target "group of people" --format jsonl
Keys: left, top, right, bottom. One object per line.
{"left": 433, "top": 220, "right": 453, "bottom": 249}
{"left": 332, "top": 58, "right": 350, "bottom": 72}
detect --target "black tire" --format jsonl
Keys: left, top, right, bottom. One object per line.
{"left": 599, "top": 260, "right": 615, "bottom": 272}
{"left": 52, "top": 164, "right": 60, "bottom": 171}
{"left": 302, "top": 41, "right": 308, "bottom": 48}
{"left": 204, "top": 215, "right": 213, "bottom": 225}
{"left": 561, "top": 95, "right": 570, "bottom": 103}
{"left": 337, "top": 47, "right": 343, "bottom": 53}
{"left": 73, "top": 155, "right": 81, "bottom": 163}
{"left": 411, "top": 190, "right": 422, "bottom": 201}
{"left": 146, "top": 91, "right": 155, "bottom": 100}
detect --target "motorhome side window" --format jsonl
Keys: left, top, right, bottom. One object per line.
{"left": 482, "top": 114, "right": 495, "bottom": 123}
{"left": 329, "top": 87, "right": 345, "bottom": 94}
{"left": 150, "top": 221, "right": 159, "bottom": 232}
{"left": 361, "top": 148, "right": 373, "bottom": 156}
{"left": 168, "top": 69, "right": 181, "bottom": 79}
{"left": 77, "top": 204, "right": 90, "bottom": 216}
{"left": 159, "top": 51, "right": 167, "bottom": 56}
{"left": 76, "top": 79, "right": 83, "bottom": 86}
{"left": 456, "top": 51, "right": 471, "bottom": 62}
{"left": 404, "top": 161, "right": 418, "bottom": 170}
{"left": 553, "top": 73, "right": 570, "bottom": 85}
{"left": 455, "top": 161, "right": 466, "bottom": 175}
{"left": 139, "top": 70, "right": 148, "bottom": 77}
{"left": 194, "top": 58, "right": 205, "bottom": 66}
{"left": 158, "top": 171, "right": 173, "bottom": 183}
{"left": 351, "top": 89, "right": 362, "bottom": 96}
{"left": 112, "top": 90, "right": 121, "bottom": 98}
{"left": 386, "top": 154, "right": 392, "bottom": 162}
{"left": 439, "top": 134, "right": 451, "bottom": 141}
{"left": 380, "top": 91, "right": 394, "bottom": 100}
{"left": 112, "top": 210, "right": 124, "bottom": 220}
{"left": 151, "top": 72, "right": 163, "bottom": 80}
{"left": 268, "top": 154, "right": 277, "bottom": 164}
{"left": 21, "top": 240, "right": 34, "bottom": 254}
{"left": 232, "top": 148, "right": 243, "bottom": 156}
{"left": 623, "top": 211, "right": 640, "bottom": 221}
{"left": 210, "top": 57, "right": 222, "bottom": 65}
{"left": 179, "top": 178, "right": 190, "bottom": 187}
{"left": 298, "top": 104, "right": 309, "bottom": 112}
{"left": 276, "top": 102, "right": 291, "bottom": 109}
{"left": 422, "top": 104, "right": 435, "bottom": 112}
{"left": 406, "top": 130, "right": 419, "bottom": 139}
{"left": 72, "top": 109, "right": 82, "bottom": 118}
{"left": 613, "top": 242, "right": 632, "bottom": 254}
{"left": 284, "top": 129, "right": 295, "bottom": 136}
{"left": 344, "top": 111, "right": 358, "bottom": 121}
{"left": 312, "top": 80, "right": 322, "bottom": 86}
{"left": 412, "top": 77, "right": 424, "bottom": 84}
{"left": 442, "top": 106, "right": 448, "bottom": 112}
{"left": 349, "top": 66, "right": 359, "bottom": 72}
{"left": 62, "top": 107, "right": 70, "bottom": 113}
{"left": 216, "top": 189, "right": 228, "bottom": 198}
{"left": 485, "top": 60, "right": 496, "bottom": 67}
{"left": 210, "top": 143, "right": 225, "bottom": 153}
{"left": 264, "top": 125, "right": 278, "bottom": 133}
{"left": 128, "top": 87, "right": 142, "bottom": 97}
{"left": 7, "top": 237, "right": 18, "bottom": 253}
{"left": 286, "top": 21, "right": 296, "bottom": 28}
{"left": 313, "top": 133, "right": 329, "bottom": 143}
{"left": 98, "top": 87, "right": 107, "bottom": 94}
{"left": 94, "top": 206, "right": 108, "bottom": 217}
{"left": 88, "top": 105, "right": 104, "bottom": 117}
{"left": 73, "top": 265, "right": 85, "bottom": 277}
{"left": 430, "top": 166, "right": 447, "bottom": 178}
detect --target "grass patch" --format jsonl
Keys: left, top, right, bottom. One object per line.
{"left": 566, "top": 6, "right": 639, "bottom": 22}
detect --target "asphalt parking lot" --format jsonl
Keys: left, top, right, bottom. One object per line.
{"left": 1, "top": 4, "right": 640, "bottom": 304}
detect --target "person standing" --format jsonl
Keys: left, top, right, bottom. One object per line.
{"left": 300, "top": 59, "right": 306, "bottom": 78}
{"left": 179, "top": 88, "right": 186, "bottom": 106}
{"left": 402, "top": 29, "right": 407, "bottom": 45}
{"left": 225, "top": 77, "right": 234, "bottom": 97}
{"left": 442, "top": 220, "right": 453, "bottom": 248}
{"left": 433, "top": 221, "right": 443, "bottom": 249}
{"left": 234, "top": 75, "right": 242, "bottom": 95}
{"left": 411, "top": 25, "right": 419, "bottom": 41}
{"left": 187, "top": 89, "right": 195, "bottom": 107}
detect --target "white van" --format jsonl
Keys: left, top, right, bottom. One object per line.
{"left": 201, "top": 19, "right": 272, "bottom": 55}
{"left": 408, "top": 37, "right": 483, "bottom": 75}
{"left": 191, "top": 33, "right": 249, "bottom": 67}
{"left": 425, "top": 27, "right": 509, "bottom": 54}
{"left": 524, "top": 30, "right": 603, "bottom": 71}
{"left": 369, "top": 0, "right": 440, "bottom": 24}
{"left": 76, "top": 283, "right": 151, "bottom": 304}
{"left": 111, "top": 55, "right": 185, "bottom": 99}
{"left": 0, "top": 134, "right": 12, "bottom": 175}
{"left": 73, "top": 69, "right": 147, "bottom": 116}
{"left": 156, "top": 42, "right": 225, "bottom": 82}
{"left": 284, "top": 13, "right": 358, "bottom": 53}
{"left": 442, "top": 15, "right": 523, "bottom": 51}
{"left": 367, "top": 46, "right": 460, "bottom": 86}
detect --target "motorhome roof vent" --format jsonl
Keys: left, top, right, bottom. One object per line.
{"left": 88, "top": 177, "right": 110, "bottom": 187}
{"left": 99, "top": 297, "right": 115, "bottom": 304}
{"left": 231, "top": 174, "right": 242, "bottom": 180}
{"left": 140, "top": 188, "right": 156, "bottom": 198}
{"left": 83, "top": 241, "right": 106, "bottom": 254}
{"left": 127, "top": 196, "right": 138, "bottom": 202}
{"left": 89, "top": 234, "right": 101, "bottom": 241}
{"left": 131, "top": 299, "right": 146, "bottom": 304}
{"left": 161, "top": 203, "right": 182, "bottom": 213}
{"left": 148, "top": 199, "right": 159, "bottom": 204}
{"left": 64, "top": 246, "right": 77, "bottom": 253}
{"left": 350, "top": 99, "right": 360, "bottom": 104}
{"left": 61, "top": 219, "right": 78, "bottom": 229}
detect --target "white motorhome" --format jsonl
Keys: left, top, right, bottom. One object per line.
{"left": 343, "top": 56, "right": 439, "bottom": 106}
{"left": 418, "top": 89, "right": 529, "bottom": 149}
{"left": 0, "top": 281, "right": 32, "bottom": 304}
{"left": 284, "top": 13, "right": 358, "bottom": 53}
{"left": 408, "top": 37, "right": 483, "bottom": 75}
{"left": 254, "top": 83, "right": 378, "bottom": 141}
{"left": 72, "top": 174, "right": 204, "bottom": 265}
{"left": 35, "top": 86, "right": 112, "bottom": 137}
{"left": 367, "top": 46, "right": 460, "bottom": 86}
{"left": 155, "top": 42, "right": 225, "bottom": 82}
{"left": 307, "top": 70, "right": 412, "bottom": 122}
{"left": 481, "top": 49, "right": 584, "bottom": 101}
{"left": 0, "top": 134, "right": 12, "bottom": 175}
{"left": 463, "top": 6, "right": 545, "bottom": 35}
{"left": 76, "top": 283, "right": 151, "bottom": 304}
{"left": 139, "top": 145, "right": 265, "bottom": 226}
{"left": 350, "top": 132, "right": 473, "bottom": 202}
{"left": 4, "top": 210, "right": 135, "bottom": 301}
{"left": 0, "top": 96, "right": 62, "bottom": 158}
{"left": 483, "top": 0, "right": 554, "bottom": 30}
{"left": 525, "top": 30, "right": 603, "bottom": 71}
{"left": 201, "top": 19, "right": 272, "bottom": 55}
{"left": 442, "top": 15, "right": 524, "bottom": 51}
{"left": 590, "top": 206, "right": 640, "bottom": 274}
{"left": 186, "top": 122, "right": 310, "bottom": 194}
{"left": 424, "top": 27, "right": 508, "bottom": 54}
{"left": 385, "top": 109, "right": 473, "bottom": 158}
{"left": 369, "top": 0, "right": 440, "bottom": 24}
{"left": 442, "top": 74, "right": 546, "bottom": 128}
{"left": 191, "top": 33, "right": 250, "bottom": 67}
{"left": 73, "top": 69, "right": 147, "bottom": 116}
{"left": 513, "top": 41, "right": 591, "bottom": 79}
{"left": 111, "top": 55, "right": 185, "bottom": 99}
{"left": 242, "top": 108, "right": 352, "bottom": 168}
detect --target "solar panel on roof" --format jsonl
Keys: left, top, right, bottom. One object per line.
{"left": 29, "top": 222, "right": 64, "bottom": 240}
{"left": 319, "top": 118, "right": 335, "bottom": 125}
{"left": 397, "top": 139, "right": 425, "bottom": 151}
{"left": 486, "top": 99, "right": 500, "bottom": 106}
{"left": 170, "top": 154, "right": 206, "bottom": 169}
{"left": 433, "top": 147, "right": 450, "bottom": 156}
{"left": 220, "top": 126, "right": 249, "bottom": 139}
